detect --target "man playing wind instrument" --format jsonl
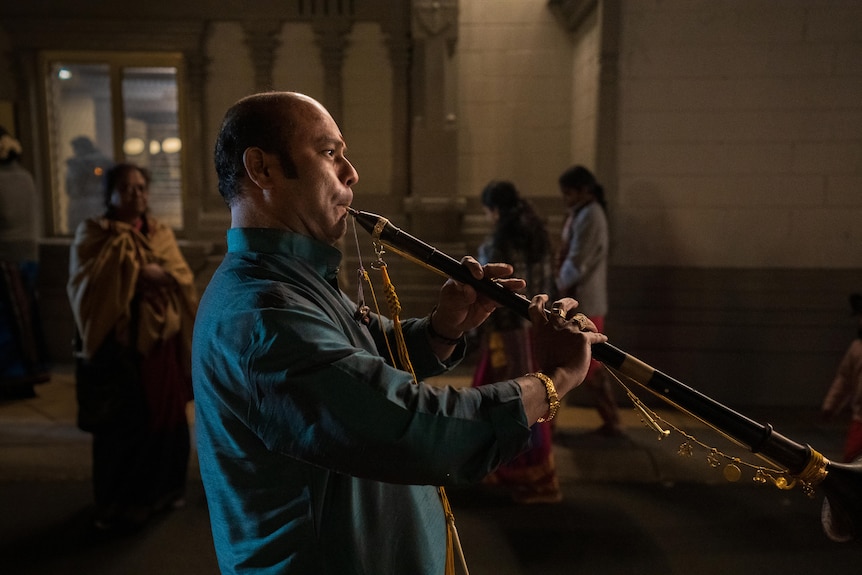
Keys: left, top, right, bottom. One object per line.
{"left": 192, "top": 91, "right": 607, "bottom": 574}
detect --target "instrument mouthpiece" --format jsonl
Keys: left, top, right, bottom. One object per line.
{"left": 346, "top": 206, "right": 359, "bottom": 217}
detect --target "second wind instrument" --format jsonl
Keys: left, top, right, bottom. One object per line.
{"left": 347, "top": 206, "right": 862, "bottom": 543}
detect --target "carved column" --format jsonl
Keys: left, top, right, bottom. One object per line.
{"left": 313, "top": 16, "right": 353, "bottom": 124}
{"left": 594, "top": 0, "right": 620, "bottom": 203}
{"left": 242, "top": 19, "right": 283, "bottom": 93}
{"left": 182, "top": 25, "right": 213, "bottom": 235}
{"left": 382, "top": 18, "right": 411, "bottom": 198}
{"left": 548, "top": 0, "right": 620, "bottom": 200}
{"left": 0, "top": 32, "right": 15, "bottom": 101}
{"left": 406, "top": 0, "right": 462, "bottom": 243}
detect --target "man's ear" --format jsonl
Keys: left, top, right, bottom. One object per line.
{"left": 242, "top": 147, "right": 274, "bottom": 189}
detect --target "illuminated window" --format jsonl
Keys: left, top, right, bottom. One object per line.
{"left": 42, "top": 53, "right": 185, "bottom": 234}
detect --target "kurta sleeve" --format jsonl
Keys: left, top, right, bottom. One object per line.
{"left": 240, "top": 301, "right": 531, "bottom": 486}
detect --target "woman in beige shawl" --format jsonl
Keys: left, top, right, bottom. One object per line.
{"left": 67, "top": 162, "right": 198, "bottom": 531}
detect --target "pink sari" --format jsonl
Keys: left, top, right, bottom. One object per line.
{"left": 472, "top": 326, "right": 561, "bottom": 503}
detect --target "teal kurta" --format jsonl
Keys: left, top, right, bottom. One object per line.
{"left": 192, "top": 228, "right": 531, "bottom": 574}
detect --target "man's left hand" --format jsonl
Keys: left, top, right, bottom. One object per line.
{"left": 430, "top": 256, "right": 526, "bottom": 339}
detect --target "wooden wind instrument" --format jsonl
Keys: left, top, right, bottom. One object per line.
{"left": 348, "top": 207, "right": 862, "bottom": 543}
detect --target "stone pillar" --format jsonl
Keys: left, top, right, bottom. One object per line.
{"left": 313, "top": 16, "right": 353, "bottom": 125}
{"left": 548, "top": 0, "right": 621, "bottom": 203}
{"left": 180, "top": 26, "right": 213, "bottom": 237}
{"left": 0, "top": 29, "right": 16, "bottom": 101}
{"left": 382, "top": 19, "right": 411, "bottom": 198}
{"left": 406, "top": 0, "right": 463, "bottom": 244}
{"left": 242, "top": 19, "right": 283, "bottom": 93}
{"left": 594, "top": 0, "right": 621, "bottom": 201}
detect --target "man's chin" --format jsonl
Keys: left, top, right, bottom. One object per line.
{"left": 328, "top": 219, "right": 349, "bottom": 245}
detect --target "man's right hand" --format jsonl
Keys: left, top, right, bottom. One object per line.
{"left": 527, "top": 294, "right": 607, "bottom": 400}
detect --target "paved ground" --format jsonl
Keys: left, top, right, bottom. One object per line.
{"left": 1, "top": 365, "right": 860, "bottom": 574}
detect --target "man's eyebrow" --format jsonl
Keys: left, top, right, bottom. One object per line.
{"left": 315, "top": 136, "right": 345, "bottom": 149}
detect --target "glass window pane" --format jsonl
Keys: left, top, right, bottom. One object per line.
{"left": 121, "top": 67, "right": 182, "bottom": 229}
{"left": 46, "top": 62, "right": 115, "bottom": 234}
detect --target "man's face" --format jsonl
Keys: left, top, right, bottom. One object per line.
{"left": 274, "top": 99, "right": 359, "bottom": 245}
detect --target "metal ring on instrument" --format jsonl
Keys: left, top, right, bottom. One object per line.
{"left": 551, "top": 302, "right": 567, "bottom": 320}
{"left": 572, "top": 313, "right": 590, "bottom": 331}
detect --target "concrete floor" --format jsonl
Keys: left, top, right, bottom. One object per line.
{"left": 1, "top": 365, "right": 860, "bottom": 574}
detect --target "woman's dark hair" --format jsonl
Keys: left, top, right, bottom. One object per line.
{"left": 558, "top": 164, "right": 607, "bottom": 212}
{"left": 103, "top": 162, "right": 150, "bottom": 214}
{"left": 481, "top": 180, "right": 549, "bottom": 265}
{"left": 214, "top": 92, "right": 299, "bottom": 206}
{"left": 481, "top": 180, "right": 519, "bottom": 214}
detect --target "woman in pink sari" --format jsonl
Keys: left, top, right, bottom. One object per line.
{"left": 471, "top": 180, "right": 560, "bottom": 503}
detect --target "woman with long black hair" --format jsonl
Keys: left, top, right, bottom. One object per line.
{"left": 471, "top": 180, "right": 561, "bottom": 503}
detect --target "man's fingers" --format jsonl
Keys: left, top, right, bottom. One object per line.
{"left": 494, "top": 277, "right": 526, "bottom": 292}
{"left": 529, "top": 294, "right": 551, "bottom": 324}
{"left": 481, "top": 262, "right": 515, "bottom": 280}
{"left": 460, "top": 256, "right": 485, "bottom": 280}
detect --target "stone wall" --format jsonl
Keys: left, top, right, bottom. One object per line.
{"left": 6, "top": 0, "right": 862, "bottom": 408}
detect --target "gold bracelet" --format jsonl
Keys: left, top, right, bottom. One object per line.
{"left": 527, "top": 372, "right": 559, "bottom": 423}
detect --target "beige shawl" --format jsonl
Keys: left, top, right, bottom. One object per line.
{"left": 67, "top": 216, "right": 198, "bottom": 370}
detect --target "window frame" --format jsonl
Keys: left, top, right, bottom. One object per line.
{"left": 38, "top": 50, "right": 188, "bottom": 236}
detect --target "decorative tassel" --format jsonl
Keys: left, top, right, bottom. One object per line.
{"left": 378, "top": 263, "right": 417, "bottom": 383}
{"left": 439, "top": 486, "right": 470, "bottom": 575}
{"left": 369, "top": 259, "right": 468, "bottom": 574}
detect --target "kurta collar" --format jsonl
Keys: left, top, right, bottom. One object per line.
{"left": 227, "top": 228, "right": 342, "bottom": 283}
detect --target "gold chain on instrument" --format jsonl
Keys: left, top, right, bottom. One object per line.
{"left": 602, "top": 365, "right": 828, "bottom": 496}
{"left": 352, "top": 219, "right": 469, "bottom": 575}
{"left": 350, "top": 209, "right": 836, "bottom": 521}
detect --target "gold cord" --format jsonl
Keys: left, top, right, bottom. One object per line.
{"left": 357, "top": 238, "right": 467, "bottom": 575}
{"left": 439, "top": 486, "right": 470, "bottom": 575}
{"left": 378, "top": 264, "right": 417, "bottom": 381}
